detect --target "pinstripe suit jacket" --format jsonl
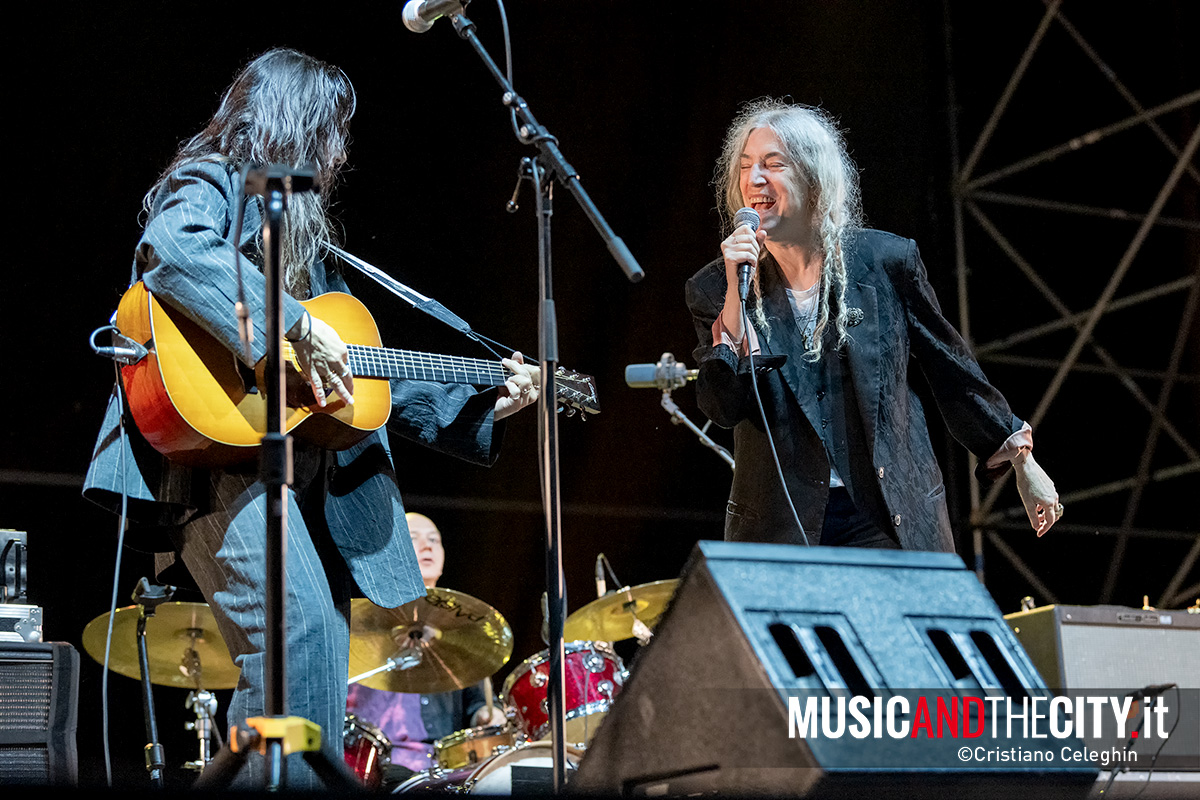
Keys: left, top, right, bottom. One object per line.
{"left": 83, "top": 160, "right": 502, "bottom": 609}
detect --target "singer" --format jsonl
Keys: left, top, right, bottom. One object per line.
{"left": 81, "top": 49, "right": 538, "bottom": 789}
{"left": 685, "top": 98, "right": 1062, "bottom": 551}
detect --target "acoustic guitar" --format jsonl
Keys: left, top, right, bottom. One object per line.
{"left": 114, "top": 281, "right": 599, "bottom": 467}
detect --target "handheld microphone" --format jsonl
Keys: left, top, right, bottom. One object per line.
{"left": 733, "top": 207, "right": 761, "bottom": 302}
{"left": 402, "top": 0, "right": 466, "bottom": 33}
{"left": 624, "top": 353, "right": 697, "bottom": 390}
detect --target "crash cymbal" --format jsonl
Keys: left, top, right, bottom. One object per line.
{"left": 564, "top": 579, "right": 679, "bottom": 643}
{"left": 81, "top": 602, "right": 238, "bottom": 690}
{"left": 349, "top": 587, "right": 513, "bottom": 694}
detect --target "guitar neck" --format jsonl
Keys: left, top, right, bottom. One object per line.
{"left": 346, "top": 344, "right": 508, "bottom": 387}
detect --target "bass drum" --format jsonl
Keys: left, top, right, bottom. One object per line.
{"left": 393, "top": 741, "right": 582, "bottom": 794}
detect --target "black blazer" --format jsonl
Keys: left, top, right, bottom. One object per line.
{"left": 685, "top": 229, "right": 1022, "bottom": 552}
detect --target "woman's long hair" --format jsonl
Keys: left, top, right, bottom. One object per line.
{"left": 715, "top": 98, "right": 863, "bottom": 359}
{"left": 145, "top": 48, "right": 356, "bottom": 298}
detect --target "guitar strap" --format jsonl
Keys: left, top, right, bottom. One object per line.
{"left": 323, "top": 242, "right": 516, "bottom": 360}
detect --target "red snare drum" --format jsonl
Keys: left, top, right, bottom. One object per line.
{"left": 343, "top": 715, "right": 391, "bottom": 789}
{"left": 501, "top": 641, "right": 624, "bottom": 747}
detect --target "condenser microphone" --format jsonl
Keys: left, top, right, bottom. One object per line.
{"left": 624, "top": 353, "right": 696, "bottom": 390}
{"left": 733, "top": 206, "right": 761, "bottom": 302}
{"left": 402, "top": 0, "right": 467, "bottom": 33}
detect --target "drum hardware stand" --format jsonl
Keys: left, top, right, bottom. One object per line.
{"left": 346, "top": 651, "right": 422, "bottom": 686}
{"left": 439, "top": 7, "right": 645, "bottom": 792}
{"left": 183, "top": 688, "right": 220, "bottom": 772}
{"left": 132, "top": 577, "right": 175, "bottom": 787}
{"left": 594, "top": 555, "right": 656, "bottom": 645}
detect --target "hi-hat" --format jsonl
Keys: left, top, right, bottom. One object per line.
{"left": 564, "top": 579, "right": 679, "bottom": 643}
{"left": 81, "top": 602, "right": 238, "bottom": 690}
{"left": 349, "top": 587, "right": 513, "bottom": 694}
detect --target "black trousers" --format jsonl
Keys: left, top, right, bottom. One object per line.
{"left": 819, "top": 487, "right": 901, "bottom": 549}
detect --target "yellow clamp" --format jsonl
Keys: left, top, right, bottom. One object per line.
{"left": 230, "top": 716, "right": 323, "bottom": 757}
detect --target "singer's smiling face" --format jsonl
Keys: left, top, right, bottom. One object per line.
{"left": 739, "top": 127, "right": 803, "bottom": 240}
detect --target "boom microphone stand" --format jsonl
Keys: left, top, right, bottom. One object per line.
{"left": 434, "top": 7, "right": 645, "bottom": 790}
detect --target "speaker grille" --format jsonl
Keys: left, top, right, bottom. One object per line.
{"left": 0, "top": 660, "right": 55, "bottom": 729}
{"left": 0, "top": 642, "right": 79, "bottom": 785}
{"left": 1058, "top": 625, "right": 1199, "bottom": 689}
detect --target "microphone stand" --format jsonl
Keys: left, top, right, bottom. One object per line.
{"left": 445, "top": 10, "right": 645, "bottom": 791}
{"left": 660, "top": 392, "right": 735, "bottom": 469}
{"left": 133, "top": 578, "right": 175, "bottom": 787}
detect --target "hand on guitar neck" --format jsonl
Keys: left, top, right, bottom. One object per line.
{"left": 288, "top": 312, "right": 540, "bottom": 420}
{"left": 494, "top": 352, "right": 540, "bottom": 421}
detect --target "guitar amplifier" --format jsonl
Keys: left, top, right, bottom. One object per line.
{"left": 1002, "top": 604, "right": 1200, "bottom": 691}
{"left": 0, "top": 641, "right": 80, "bottom": 785}
{"left": 1004, "top": 604, "right": 1200, "bottom": 776}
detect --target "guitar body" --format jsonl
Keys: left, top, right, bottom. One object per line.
{"left": 117, "top": 282, "right": 391, "bottom": 467}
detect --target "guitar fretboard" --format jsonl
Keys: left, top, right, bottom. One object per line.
{"left": 345, "top": 344, "right": 508, "bottom": 387}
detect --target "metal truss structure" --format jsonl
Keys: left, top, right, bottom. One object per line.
{"left": 945, "top": 1, "right": 1199, "bottom": 609}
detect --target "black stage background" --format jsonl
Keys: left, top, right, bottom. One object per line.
{"left": 3, "top": 0, "right": 1196, "bottom": 790}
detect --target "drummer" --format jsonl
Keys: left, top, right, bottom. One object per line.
{"left": 346, "top": 513, "right": 507, "bottom": 786}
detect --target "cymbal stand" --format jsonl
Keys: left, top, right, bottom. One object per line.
{"left": 132, "top": 578, "right": 175, "bottom": 786}
{"left": 183, "top": 689, "right": 219, "bottom": 772}
{"left": 445, "top": 8, "right": 644, "bottom": 791}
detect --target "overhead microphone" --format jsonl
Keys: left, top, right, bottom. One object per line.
{"left": 595, "top": 554, "right": 607, "bottom": 599}
{"left": 625, "top": 353, "right": 697, "bottom": 390}
{"left": 401, "top": 0, "right": 467, "bottom": 33}
{"left": 733, "top": 206, "right": 761, "bottom": 302}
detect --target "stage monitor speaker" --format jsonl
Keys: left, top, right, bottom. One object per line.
{"left": 0, "top": 641, "right": 80, "bottom": 785}
{"left": 570, "top": 541, "right": 1098, "bottom": 799}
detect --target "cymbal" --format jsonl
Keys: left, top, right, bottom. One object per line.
{"left": 564, "top": 579, "right": 679, "bottom": 643}
{"left": 81, "top": 602, "right": 238, "bottom": 690}
{"left": 349, "top": 587, "right": 513, "bottom": 694}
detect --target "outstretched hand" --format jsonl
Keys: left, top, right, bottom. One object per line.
{"left": 1014, "top": 453, "right": 1061, "bottom": 537}
{"left": 494, "top": 352, "right": 541, "bottom": 421}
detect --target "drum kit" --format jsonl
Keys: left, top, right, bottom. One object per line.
{"left": 80, "top": 572, "right": 679, "bottom": 793}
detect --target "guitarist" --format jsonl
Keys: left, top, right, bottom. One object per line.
{"left": 82, "top": 48, "right": 539, "bottom": 790}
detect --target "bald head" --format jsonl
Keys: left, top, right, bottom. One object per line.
{"left": 407, "top": 513, "right": 444, "bottom": 588}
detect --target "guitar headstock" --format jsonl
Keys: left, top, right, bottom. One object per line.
{"left": 553, "top": 367, "right": 600, "bottom": 418}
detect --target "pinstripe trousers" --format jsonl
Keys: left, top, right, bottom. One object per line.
{"left": 173, "top": 445, "right": 351, "bottom": 791}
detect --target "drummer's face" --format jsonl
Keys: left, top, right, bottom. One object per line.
{"left": 410, "top": 516, "right": 445, "bottom": 588}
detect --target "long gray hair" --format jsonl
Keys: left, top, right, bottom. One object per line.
{"left": 145, "top": 48, "right": 356, "bottom": 298}
{"left": 715, "top": 98, "right": 863, "bottom": 359}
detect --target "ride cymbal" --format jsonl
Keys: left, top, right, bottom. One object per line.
{"left": 349, "top": 588, "right": 513, "bottom": 694}
{"left": 564, "top": 579, "right": 679, "bottom": 643}
{"left": 81, "top": 602, "right": 238, "bottom": 690}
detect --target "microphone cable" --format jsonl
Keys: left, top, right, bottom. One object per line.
{"left": 739, "top": 298, "right": 809, "bottom": 546}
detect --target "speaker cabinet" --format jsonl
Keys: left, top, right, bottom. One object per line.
{"left": 1004, "top": 604, "right": 1200, "bottom": 774}
{"left": 1003, "top": 604, "right": 1199, "bottom": 691}
{"left": 570, "top": 541, "right": 1097, "bottom": 798}
{"left": 0, "top": 641, "right": 80, "bottom": 785}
